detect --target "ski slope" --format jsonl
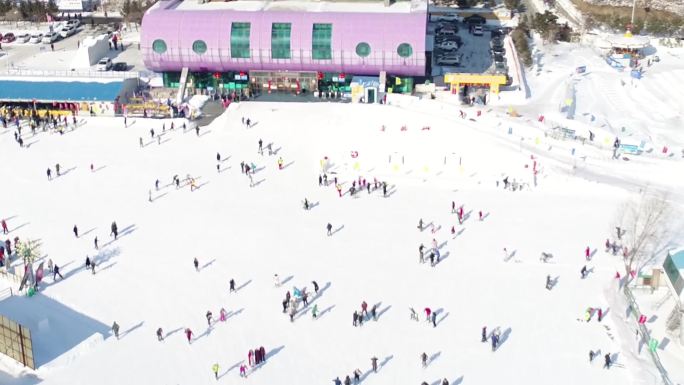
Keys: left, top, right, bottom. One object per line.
{"left": 1, "top": 99, "right": 683, "bottom": 385}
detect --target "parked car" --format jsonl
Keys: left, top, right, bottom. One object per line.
{"left": 97, "top": 57, "right": 112, "bottom": 71}
{"left": 494, "top": 62, "right": 508, "bottom": 74}
{"left": 473, "top": 25, "right": 484, "bottom": 36}
{"left": 437, "top": 14, "right": 459, "bottom": 22}
{"left": 437, "top": 29, "right": 457, "bottom": 36}
{"left": 492, "top": 46, "right": 506, "bottom": 55}
{"left": 112, "top": 62, "right": 128, "bottom": 71}
{"left": 16, "top": 33, "right": 30, "bottom": 43}
{"left": 493, "top": 54, "right": 505, "bottom": 63}
{"left": 437, "top": 41, "right": 458, "bottom": 49}
{"left": 65, "top": 19, "right": 80, "bottom": 28}
{"left": 42, "top": 32, "right": 60, "bottom": 44}
{"left": 60, "top": 25, "right": 77, "bottom": 38}
{"left": 2, "top": 33, "right": 15, "bottom": 43}
{"left": 438, "top": 57, "right": 460, "bottom": 66}
{"left": 29, "top": 33, "right": 43, "bottom": 44}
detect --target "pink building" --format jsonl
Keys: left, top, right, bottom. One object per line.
{"left": 140, "top": 0, "right": 428, "bottom": 77}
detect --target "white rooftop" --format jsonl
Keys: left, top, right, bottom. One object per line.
{"left": 157, "top": 0, "right": 428, "bottom": 14}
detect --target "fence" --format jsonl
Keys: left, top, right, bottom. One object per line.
{"left": 0, "top": 68, "right": 140, "bottom": 80}
{"left": 624, "top": 285, "right": 674, "bottom": 385}
{"left": 0, "top": 314, "right": 35, "bottom": 369}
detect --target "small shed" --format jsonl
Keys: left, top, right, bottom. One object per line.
{"left": 464, "top": 14, "right": 486, "bottom": 25}
{"left": 350, "top": 76, "right": 381, "bottom": 103}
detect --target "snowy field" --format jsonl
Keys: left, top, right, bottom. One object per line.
{"left": 0, "top": 98, "right": 683, "bottom": 385}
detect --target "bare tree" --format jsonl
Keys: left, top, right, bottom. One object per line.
{"left": 615, "top": 189, "right": 671, "bottom": 280}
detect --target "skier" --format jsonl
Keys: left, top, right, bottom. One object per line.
{"left": 371, "top": 304, "right": 377, "bottom": 321}
{"left": 318, "top": 175, "right": 323, "bottom": 186}
{"left": 139, "top": 137, "right": 143, "bottom": 147}
{"left": 155, "top": 179, "right": 160, "bottom": 191}
{"left": 229, "top": 278, "right": 236, "bottom": 292}
{"left": 206, "top": 310, "right": 213, "bottom": 325}
{"left": 327, "top": 223, "right": 333, "bottom": 236}
{"left": 55, "top": 163, "right": 60, "bottom": 176}
{"left": 418, "top": 218, "right": 423, "bottom": 231}
{"left": 1, "top": 219, "right": 8, "bottom": 234}
{"left": 361, "top": 301, "right": 368, "bottom": 318}
{"left": 47, "top": 259, "right": 53, "bottom": 273}
{"left": 354, "top": 369, "right": 362, "bottom": 383}
{"left": 479, "top": 211, "right": 483, "bottom": 221}
{"left": 184, "top": 328, "right": 193, "bottom": 343}
{"left": 150, "top": 128, "right": 155, "bottom": 138}
{"left": 312, "top": 304, "right": 318, "bottom": 319}
{"left": 312, "top": 280, "right": 319, "bottom": 295}
{"left": 110, "top": 221, "right": 118, "bottom": 239}
{"left": 195, "top": 125, "right": 200, "bottom": 136}
{"left": 431, "top": 312, "right": 437, "bottom": 327}
{"left": 371, "top": 356, "right": 378, "bottom": 372}
{"left": 589, "top": 350, "right": 595, "bottom": 362}
{"left": 451, "top": 226, "right": 455, "bottom": 237}
{"left": 212, "top": 363, "right": 219, "bottom": 380}
{"left": 111, "top": 321, "right": 120, "bottom": 339}
{"left": 344, "top": 375, "right": 352, "bottom": 385}
{"left": 598, "top": 308, "right": 603, "bottom": 322}
{"left": 239, "top": 364, "right": 247, "bottom": 377}
{"left": 91, "top": 261, "right": 96, "bottom": 274}
{"left": 442, "top": 379, "right": 450, "bottom": 385}
{"left": 336, "top": 184, "right": 342, "bottom": 197}
{"left": 194, "top": 258, "right": 199, "bottom": 272}
{"left": 47, "top": 168, "right": 52, "bottom": 180}
{"left": 451, "top": 201, "right": 456, "bottom": 213}
{"left": 424, "top": 307, "right": 432, "bottom": 322}
{"left": 429, "top": 252, "right": 435, "bottom": 267}
{"left": 248, "top": 350, "right": 254, "bottom": 366}
{"left": 53, "top": 264, "right": 64, "bottom": 280}
{"left": 585, "top": 246, "right": 591, "bottom": 261}
{"left": 604, "top": 353, "right": 612, "bottom": 369}
{"left": 258, "top": 139, "right": 263, "bottom": 154}
{"left": 289, "top": 305, "right": 296, "bottom": 322}
{"left": 482, "top": 326, "right": 487, "bottom": 342}
{"left": 616, "top": 226, "right": 622, "bottom": 240}
{"left": 382, "top": 182, "right": 387, "bottom": 197}
{"left": 94, "top": 237, "right": 98, "bottom": 250}
{"left": 353, "top": 311, "right": 359, "bottom": 326}
{"left": 149, "top": 190, "right": 152, "bottom": 202}
{"left": 421, "top": 352, "right": 428, "bottom": 367}
{"left": 333, "top": 377, "right": 342, "bottom": 385}
{"left": 410, "top": 307, "right": 419, "bottom": 321}
{"left": 156, "top": 327, "right": 164, "bottom": 341}
{"left": 219, "top": 308, "right": 227, "bottom": 322}
{"left": 85, "top": 256, "right": 91, "bottom": 270}
{"left": 419, "top": 244, "right": 425, "bottom": 263}
{"left": 581, "top": 265, "right": 588, "bottom": 279}
{"left": 546, "top": 275, "right": 552, "bottom": 290}
{"left": 304, "top": 198, "right": 310, "bottom": 210}
{"left": 274, "top": 273, "right": 280, "bottom": 287}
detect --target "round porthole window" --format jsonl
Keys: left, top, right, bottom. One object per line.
{"left": 192, "top": 40, "right": 207, "bottom": 55}
{"left": 355, "top": 42, "right": 371, "bottom": 57}
{"left": 152, "top": 39, "right": 167, "bottom": 54}
{"left": 397, "top": 43, "right": 413, "bottom": 58}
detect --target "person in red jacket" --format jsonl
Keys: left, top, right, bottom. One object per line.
{"left": 361, "top": 301, "right": 368, "bottom": 318}
{"left": 184, "top": 328, "right": 193, "bottom": 343}
{"left": 424, "top": 307, "right": 432, "bottom": 322}
{"left": 248, "top": 349, "right": 254, "bottom": 366}
{"left": 1, "top": 219, "right": 8, "bottom": 234}
{"left": 585, "top": 246, "right": 591, "bottom": 261}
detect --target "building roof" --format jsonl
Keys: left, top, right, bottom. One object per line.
{"left": 671, "top": 250, "right": 684, "bottom": 270}
{"left": 0, "top": 79, "right": 125, "bottom": 102}
{"left": 152, "top": 0, "right": 427, "bottom": 14}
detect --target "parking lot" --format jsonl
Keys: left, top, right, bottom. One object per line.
{"left": 0, "top": 20, "right": 143, "bottom": 73}
{"left": 428, "top": 15, "right": 510, "bottom": 79}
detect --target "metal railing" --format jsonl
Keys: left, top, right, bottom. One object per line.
{"left": 624, "top": 285, "right": 674, "bottom": 385}
{"left": 0, "top": 68, "right": 140, "bottom": 79}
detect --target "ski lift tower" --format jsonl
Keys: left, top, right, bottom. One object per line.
{"left": 663, "top": 250, "right": 684, "bottom": 344}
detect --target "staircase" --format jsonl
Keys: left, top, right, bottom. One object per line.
{"left": 176, "top": 67, "right": 189, "bottom": 105}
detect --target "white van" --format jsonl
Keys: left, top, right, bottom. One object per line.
{"left": 29, "top": 33, "right": 43, "bottom": 44}
{"left": 60, "top": 25, "right": 77, "bottom": 38}
{"left": 42, "top": 32, "right": 59, "bottom": 43}
{"left": 473, "top": 25, "right": 484, "bottom": 36}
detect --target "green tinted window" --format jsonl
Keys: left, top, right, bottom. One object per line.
{"left": 192, "top": 40, "right": 207, "bottom": 55}
{"left": 397, "top": 43, "right": 413, "bottom": 58}
{"left": 152, "top": 39, "right": 167, "bottom": 54}
{"left": 312, "top": 23, "right": 332, "bottom": 60}
{"left": 355, "top": 42, "right": 371, "bottom": 57}
{"left": 231, "top": 22, "right": 250, "bottom": 59}
{"left": 271, "top": 23, "right": 292, "bottom": 59}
